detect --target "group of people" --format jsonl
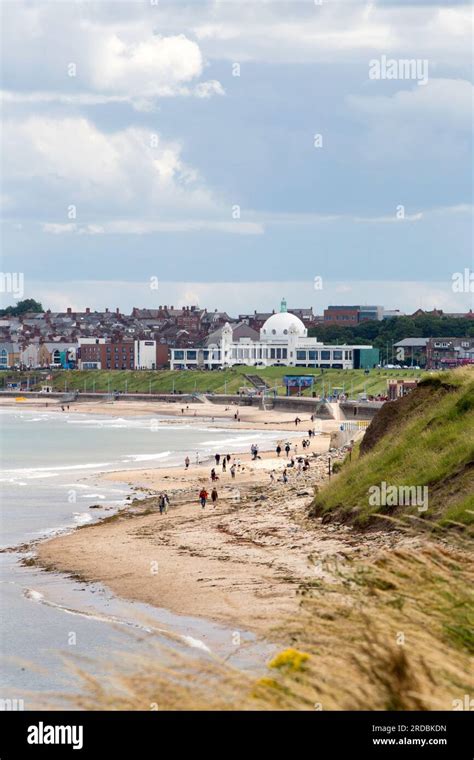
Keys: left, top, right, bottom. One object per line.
{"left": 198, "top": 486, "right": 219, "bottom": 509}
{"left": 275, "top": 442, "right": 292, "bottom": 457}
{"left": 251, "top": 443, "right": 261, "bottom": 460}
{"left": 158, "top": 492, "right": 170, "bottom": 514}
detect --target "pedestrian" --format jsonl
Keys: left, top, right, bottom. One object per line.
{"left": 276, "top": 444, "right": 281, "bottom": 457}
{"left": 185, "top": 456, "right": 190, "bottom": 470}
{"left": 226, "top": 454, "right": 231, "bottom": 462}
{"left": 230, "top": 464, "right": 236, "bottom": 479}
{"left": 211, "top": 487, "right": 218, "bottom": 507}
{"left": 163, "top": 492, "right": 170, "bottom": 512}
{"left": 211, "top": 468, "right": 218, "bottom": 482}
{"left": 285, "top": 442, "right": 290, "bottom": 457}
{"left": 158, "top": 493, "right": 166, "bottom": 514}
{"left": 222, "top": 458, "right": 227, "bottom": 472}
{"left": 199, "top": 488, "right": 208, "bottom": 509}
{"left": 282, "top": 469, "right": 288, "bottom": 484}
{"left": 215, "top": 453, "right": 220, "bottom": 466}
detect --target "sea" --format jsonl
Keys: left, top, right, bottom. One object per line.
{"left": 0, "top": 407, "right": 280, "bottom": 707}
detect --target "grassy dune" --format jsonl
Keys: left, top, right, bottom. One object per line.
{"left": 310, "top": 368, "right": 474, "bottom": 527}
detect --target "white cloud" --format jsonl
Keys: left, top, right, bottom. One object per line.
{"left": 3, "top": 115, "right": 219, "bottom": 217}
{"left": 41, "top": 220, "right": 263, "bottom": 236}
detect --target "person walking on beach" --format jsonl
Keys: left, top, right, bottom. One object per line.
{"left": 282, "top": 469, "right": 288, "bottom": 484}
{"left": 185, "top": 456, "right": 190, "bottom": 470}
{"left": 211, "top": 487, "right": 218, "bottom": 507}
{"left": 215, "top": 453, "right": 221, "bottom": 466}
{"left": 276, "top": 444, "right": 282, "bottom": 457}
{"left": 158, "top": 493, "right": 167, "bottom": 514}
{"left": 199, "top": 488, "right": 208, "bottom": 509}
{"left": 285, "top": 442, "right": 291, "bottom": 457}
{"left": 222, "top": 458, "right": 227, "bottom": 472}
{"left": 230, "top": 464, "right": 236, "bottom": 479}
{"left": 211, "top": 468, "right": 219, "bottom": 482}
{"left": 226, "top": 454, "right": 231, "bottom": 462}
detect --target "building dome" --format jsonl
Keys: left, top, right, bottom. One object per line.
{"left": 260, "top": 311, "right": 307, "bottom": 339}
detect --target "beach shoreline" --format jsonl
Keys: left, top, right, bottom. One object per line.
{"left": 8, "top": 398, "right": 383, "bottom": 639}
{"left": 32, "top": 407, "right": 411, "bottom": 638}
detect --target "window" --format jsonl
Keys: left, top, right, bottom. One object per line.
{"left": 333, "top": 350, "right": 343, "bottom": 360}
{"left": 296, "top": 350, "right": 306, "bottom": 360}
{"left": 321, "top": 350, "right": 330, "bottom": 360}
{"left": 187, "top": 351, "right": 197, "bottom": 360}
{"left": 0, "top": 349, "right": 8, "bottom": 366}
{"left": 282, "top": 348, "right": 287, "bottom": 359}
{"left": 308, "top": 350, "right": 317, "bottom": 360}
{"left": 174, "top": 351, "right": 184, "bottom": 360}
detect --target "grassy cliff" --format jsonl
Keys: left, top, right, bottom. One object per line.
{"left": 310, "top": 368, "right": 474, "bottom": 528}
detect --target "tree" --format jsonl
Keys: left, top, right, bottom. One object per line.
{"left": 0, "top": 299, "right": 43, "bottom": 317}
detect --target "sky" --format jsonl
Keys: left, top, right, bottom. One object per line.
{"left": 1, "top": 0, "right": 473, "bottom": 315}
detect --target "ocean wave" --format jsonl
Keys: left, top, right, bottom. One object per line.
{"left": 122, "top": 451, "right": 171, "bottom": 462}
{"left": 73, "top": 512, "right": 93, "bottom": 525}
{"left": 0, "top": 462, "right": 113, "bottom": 476}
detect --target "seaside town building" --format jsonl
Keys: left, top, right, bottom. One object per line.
{"left": 323, "top": 305, "right": 384, "bottom": 324}
{"left": 170, "top": 299, "right": 379, "bottom": 370}
{"left": 394, "top": 337, "right": 474, "bottom": 369}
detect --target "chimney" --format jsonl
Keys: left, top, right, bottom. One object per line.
{"left": 85, "top": 307, "right": 90, "bottom": 315}
{"left": 105, "top": 307, "right": 109, "bottom": 313}
{"left": 116, "top": 307, "right": 120, "bottom": 315}
{"left": 67, "top": 307, "right": 72, "bottom": 315}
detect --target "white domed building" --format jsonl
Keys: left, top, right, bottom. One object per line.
{"left": 170, "top": 298, "right": 377, "bottom": 371}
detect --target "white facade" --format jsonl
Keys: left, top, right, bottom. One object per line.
{"left": 134, "top": 340, "right": 157, "bottom": 369}
{"left": 170, "top": 302, "right": 373, "bottom": 370}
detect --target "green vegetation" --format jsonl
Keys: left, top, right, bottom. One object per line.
{"left": 9, "top": 366, "right": 425, "bottom": 398}
{"left": 308, "top": 313, "right": 474, "bottom": 364}
{"left": 310, "top": 367, "right": 474, "bottom": 528}
{"left": 0, "top": 298, "right": 43, "bottom": 317}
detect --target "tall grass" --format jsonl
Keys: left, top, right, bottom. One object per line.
{"left": 311, "top": 369, "right": 474, "bottom": 526}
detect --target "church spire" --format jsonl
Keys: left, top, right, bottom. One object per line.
{"left": 280, "top": 297, "right": 287, "bottom": 313}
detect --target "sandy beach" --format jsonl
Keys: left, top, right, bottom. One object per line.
{"left": 0, "top": 394, "right": 340, "bottom": 434}
{"left": 1, "top": 393, "right": 402, "bottom": 638}
{"left": 29, "top": 397, "right": 415, "bottom": 637}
